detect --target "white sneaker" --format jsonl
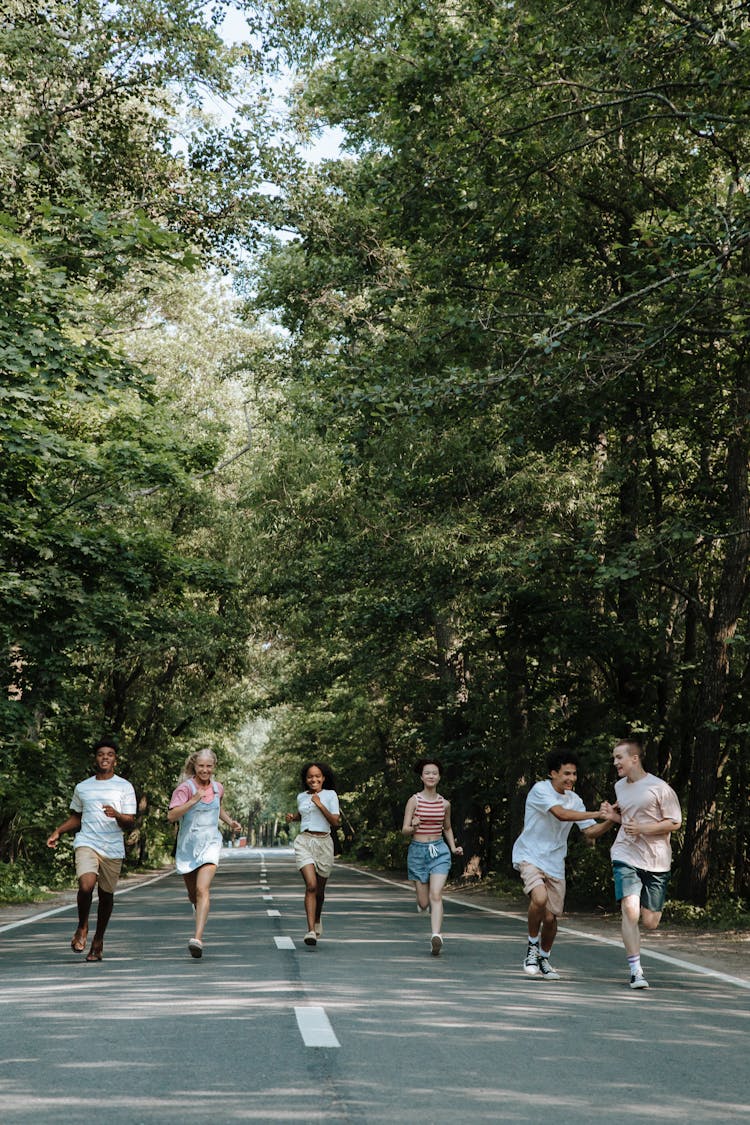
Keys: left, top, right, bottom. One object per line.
{"left": 314, "top": 921, "right": 323, "bottom": 937}
{"left": 523, "top": 942, "right": 540, "bottom": 975}
{"left": 630, "top": 969, "right": 649, "bottom": 989}
{"left": 430, "top": 934, "right": 443, "bottom": 956}
{"left": 538, "top": 956, "right": 560, "bottom": 980}
{"left": 304, "top": 930, "right": 317, "bottom": 946}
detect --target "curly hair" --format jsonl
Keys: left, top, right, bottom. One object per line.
{"left": 300, "top": 761, "right": 336, "bottom": 790}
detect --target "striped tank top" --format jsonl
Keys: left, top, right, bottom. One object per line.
{"left": 414, "top": 794, "right": 446, "bottom": 835}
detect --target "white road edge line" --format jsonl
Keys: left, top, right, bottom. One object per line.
{"left": 295, "top": 1005, "right": 340, "bottom": 1048}
{"left": 345, "top": 864, "right": 750, "bottom": 993}
{"left": 0, "top": 870, "right": 174, "bottom": 934}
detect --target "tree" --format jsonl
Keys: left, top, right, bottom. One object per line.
{"left": 245, "top": 0, "right": 750, "bottom": 900}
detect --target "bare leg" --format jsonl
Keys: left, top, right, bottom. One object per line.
{"left": 620, "top": 893, "right": 642, "bottom": 957}
{"left": 300, "top": 863, "right": 318, "bottom": 931}
{"left": 526, "top": 884, "right": 548, "bottom": 941}
{"left": 414, "top": 881, "right": 430, "bottom": 911}
{"left": 640, "top": 906, "right": 663, "bottom": 932}
{"left": 72, "top": 872, "right": 96, "bottom": 950}
{"left": 314, "top": 874, "right": 328, "bottom": 925}
{"left": 182, "top": 870, "right": 198, "bottom": 910}
{"left": 90, "top": 890, "right": 113, "bottom": 949}
{"left": 193, "top": 864, "right": 217, "bottom": 942}
{"left": 428, "top": 872, "right": 448, "bottom": 935}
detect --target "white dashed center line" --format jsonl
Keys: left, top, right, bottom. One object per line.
{"left": 295, "top": 1006, "right": 340, "bottom": 1048}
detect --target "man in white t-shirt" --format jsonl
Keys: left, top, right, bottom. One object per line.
{"left": 601, "top": 738, "right": 681, "bottom": 991}
{"left": 47, "top": 740, "right": 137, "bottom": 962}
{"left": 512, "top": 750, "right": 613, "bottom": 979}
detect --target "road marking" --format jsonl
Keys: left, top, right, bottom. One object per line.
{"left": 274, "top": 936, "right": 295, "bottom": 950}
{"left": 262, "top": 894, "right": 273, "bottom": 900}
{"left": 347, "top": 864, "right": 750, "bottom": 993}
{"left": 294, "top": 1005, "right": 340, "bottom": 1048}
{"left": 267, "top": 909, "right": 280, "bottom": 917}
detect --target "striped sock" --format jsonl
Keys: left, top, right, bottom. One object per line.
{"left": 628, "top": 954, "right": 642, "bottom": 976}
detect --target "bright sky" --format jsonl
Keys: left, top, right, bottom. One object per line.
{"left": 218, "top": 5, "right": 345, "bottom": 163}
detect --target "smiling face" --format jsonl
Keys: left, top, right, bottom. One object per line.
{"left": 305, "top": 766, "right": 325, "bottom": 792}
{"left": 194, "top": 752, "right": 216, "bottom": 785}
{"left": 421, "top": 763, "right": 441, "bottom": 789}
{"left": 612, "top": 742, "right": 641, "bottom": 780}
{"left": 550, "top": 762, "right": 577, "bottom": 794}
{"left": 94, "top": 745, "right": 117, "bottom": 779}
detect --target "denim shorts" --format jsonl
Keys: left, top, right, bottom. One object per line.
{"left": 613, "top": 861, "right": 671, "bottom": 912}
{"left": 407, "top": 838, "right": 451, "bottom": 883}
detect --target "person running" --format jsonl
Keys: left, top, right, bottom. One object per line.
{"left": 167, "top": 748, "right": 242, "bottom": 959}
{"left": 285, "top": 762, "right": 340, "bottom": 947}
{"left": 512, "top": 749, "right": 612, "bottom": 979}
{"left": 401, "top": 758, "right": 463, "bottom": 957}
{"left": 600, "top": 737, "right": 682, "bottom": 990}
{"left": 46, "top": 739, "right": 137, "bottom": 962}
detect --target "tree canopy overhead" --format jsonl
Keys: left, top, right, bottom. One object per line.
{"left": 242, "top": 0, "right": 750, "bottom": 904}
{"left": 3, "top": 0, "right": 750, "bottom": 910}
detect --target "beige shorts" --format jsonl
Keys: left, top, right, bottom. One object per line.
{"left": 294, "top": 832, "right": 334, "bottom": 878}
{"left": 518, "top": 862, "right": 566, "bottom": 917}
{"left": 74, "top": 846, "right": 123, "bottom": 894}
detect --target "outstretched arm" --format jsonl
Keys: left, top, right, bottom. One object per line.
{"left": 46, "top": 813, "right": 82, "bottom": 847}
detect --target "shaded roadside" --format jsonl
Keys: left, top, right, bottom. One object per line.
{"left": 0, "top": 866, "right": 173, "bottom": 929}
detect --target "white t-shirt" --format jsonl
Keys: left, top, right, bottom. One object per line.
{"left": 512, "top": 779, "right": 595, "bottom": 879}
{"left": 610, "top": 773, "right": 681, "bottom": 871}
{"left": 70, "top": 774, "right": 137, "bottom": 858}
{"left": 297, "top": 789, "right": 339, "bottom": 833}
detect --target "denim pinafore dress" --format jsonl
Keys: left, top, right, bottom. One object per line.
{"left": 175, "top": 779, "right": 222, "bottom": 874}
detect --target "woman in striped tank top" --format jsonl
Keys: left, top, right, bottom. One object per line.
{"left": 402, "top": 758, "right": 463, "bottom": 956}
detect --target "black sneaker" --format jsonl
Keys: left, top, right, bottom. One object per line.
{"left": 523, "top": 942, "right": 540, "bottom": 976}
{"left": 538, "top": 956, "right": 560, "bottom": 980}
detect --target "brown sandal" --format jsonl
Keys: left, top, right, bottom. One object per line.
{"left": 85, "top": 946, "right": 103, "bottom": 962}
{"left": 70, "top": 930, "right": 87, "bottom": 953}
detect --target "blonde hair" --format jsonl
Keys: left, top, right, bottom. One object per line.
{"left": 180, "top": 748, "right": 217, "bottom": 781}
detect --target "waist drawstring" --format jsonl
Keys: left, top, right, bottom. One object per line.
{"left": 428, "top": 842, "right": 439, "bottom": 858}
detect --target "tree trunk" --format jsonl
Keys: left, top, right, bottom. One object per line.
{"left": 677, "top": 365, "right": 750, "bottom": 903}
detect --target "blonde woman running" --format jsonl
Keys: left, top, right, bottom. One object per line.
{"left": 168, "top": 749, "right": 241, "bottom": 959}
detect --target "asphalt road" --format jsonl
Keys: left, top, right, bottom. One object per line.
{"left": 0, "top": 848, "right": 748, "bottom": 1124}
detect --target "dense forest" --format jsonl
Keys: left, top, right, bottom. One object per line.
{"left": 2, "top": 0, "right": 749, "bottom": 914}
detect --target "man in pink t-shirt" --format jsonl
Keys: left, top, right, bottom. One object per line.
{"left": 601, "top": 738, "right": 682, "bottom": 991}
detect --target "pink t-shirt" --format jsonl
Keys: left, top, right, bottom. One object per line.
{"left": 610, "top": 773, "right": 681, "bottom": 871}
{"left": 169, "top": 779, "right": 224, "bottom": 808}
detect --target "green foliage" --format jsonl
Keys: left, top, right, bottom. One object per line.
{"left": 241, "top": 0, "right": 750, "bottom": 904}
{"left": 0, "top": 0, "right": 274, "bottom": 874}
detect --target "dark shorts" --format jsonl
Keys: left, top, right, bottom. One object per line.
{"left": 407, "top": 839, "right": 451, "bottom": 883}
{"left": 613, "top": 861, "right": 671, "bottom": 912}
